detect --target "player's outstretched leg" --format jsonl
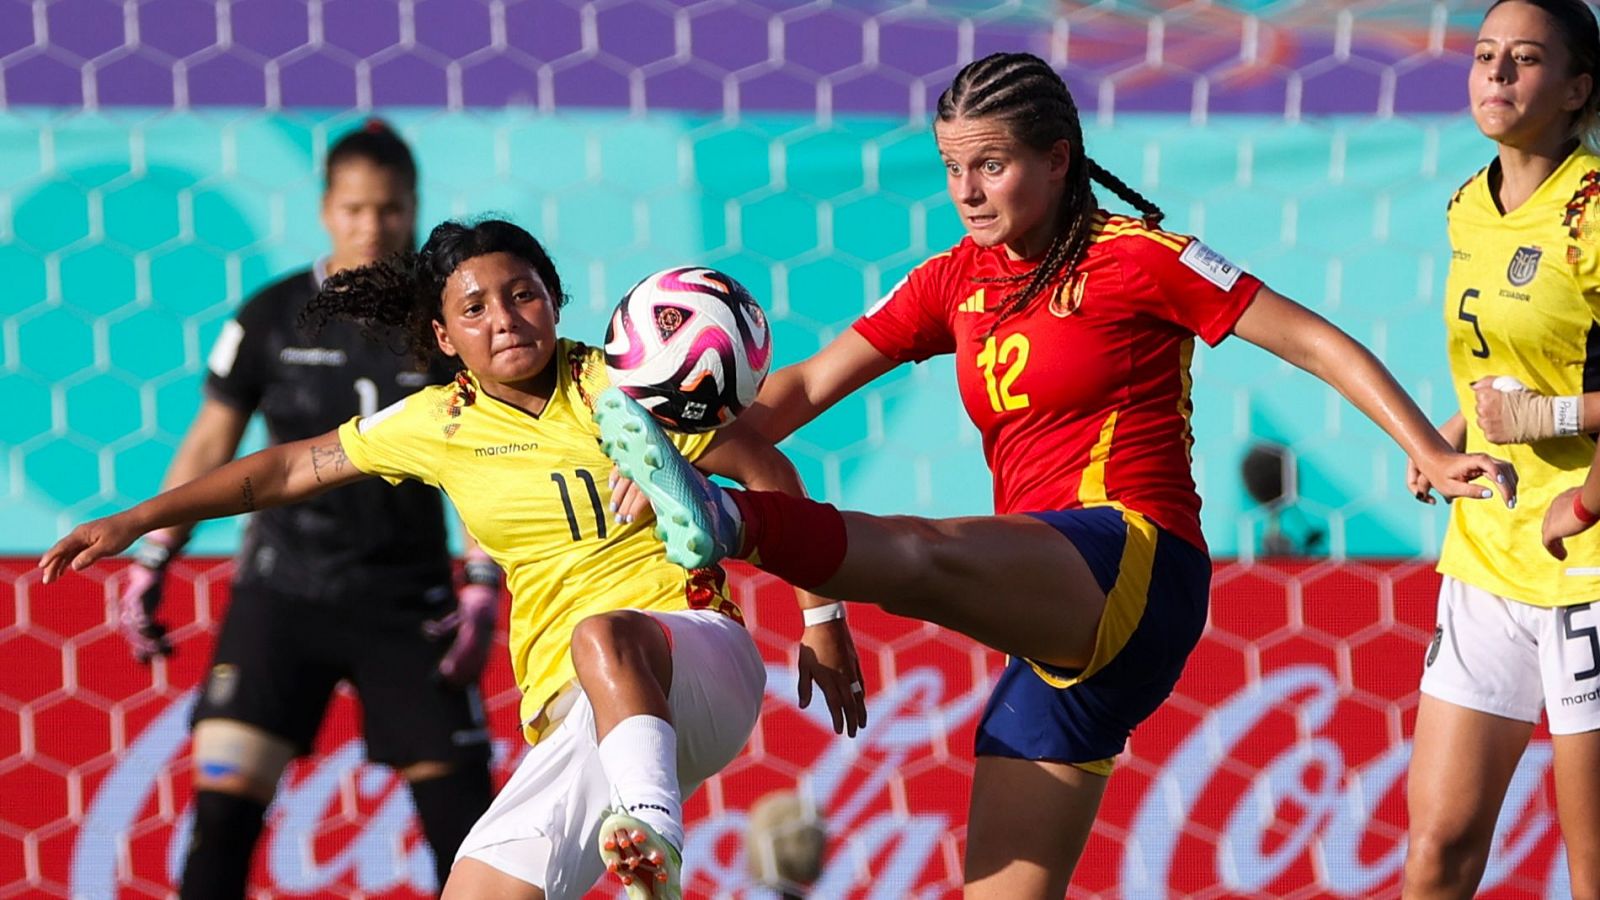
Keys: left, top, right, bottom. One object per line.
{"left": 598, "top": 809, "right": 683, "bottom": 900}
{"left": 595, "top": 389, "right": 1105, "bottom": 670}
{"left": 594, "top": 388, "right": 742, "bottom": 569}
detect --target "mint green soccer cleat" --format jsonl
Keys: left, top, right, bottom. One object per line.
{"left": 594, "top": 388, "right": 741, "bottom": 570}
{"left": 597, "top": 810, "right": 683, "bottom": 900}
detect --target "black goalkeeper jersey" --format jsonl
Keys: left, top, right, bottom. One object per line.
{"left": 204, "top": 265, "right": 453, "bottom": 605}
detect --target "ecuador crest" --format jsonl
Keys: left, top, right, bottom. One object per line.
{"left": 1507, "top": 246, "right": 1541, "bottom": 287}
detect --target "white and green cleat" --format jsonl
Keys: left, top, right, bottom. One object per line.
{"left": 594, "top": 387, "right": 741, "bottom": 570}
{"left": 597, "top": 810, "right": 683, "bottom": 900}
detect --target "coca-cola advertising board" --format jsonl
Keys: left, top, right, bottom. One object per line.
{"left": 0, "top": 559, "right": 1573, "bottom": 898}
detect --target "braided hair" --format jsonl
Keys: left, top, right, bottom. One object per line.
{"left": 937, "top": 52, "right": 1164, "bottom": 326}
{"left": 1487, "top": 0, "right": 1600, "bottom": 153}
{"left": 302, "top": 218, "right": 569, "bottom": 372}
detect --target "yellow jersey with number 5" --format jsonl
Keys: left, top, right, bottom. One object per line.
{"left": 337, "top": 339, "right": 730, "bottom": 740}
{"left": 1440, "top": 146, "right": 1600, "bottom": 606}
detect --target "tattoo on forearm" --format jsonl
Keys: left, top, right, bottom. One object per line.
{"left": 310, "top": 442, "right": 349, "bottom": 484}
{"left": 241, "top": 476, "right": 257, "bottom": 512}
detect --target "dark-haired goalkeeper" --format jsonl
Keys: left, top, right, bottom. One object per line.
{"left": 114, "top": 122, "right": 495, "bottom": 897}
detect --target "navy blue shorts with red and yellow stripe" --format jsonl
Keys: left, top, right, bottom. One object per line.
{"left": 974, "top": 506, "right": 1211, "bottom": 776}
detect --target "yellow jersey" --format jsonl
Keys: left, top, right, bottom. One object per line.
{"left": 1439, "top": 146, "right": 1600, "bottom": 607}
{"left": 338, "top": 339, "right": 730, "bottom": 739}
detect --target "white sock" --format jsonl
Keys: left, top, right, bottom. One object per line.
{"left": 597, "top": 715, "right": 684, "bottom": 851}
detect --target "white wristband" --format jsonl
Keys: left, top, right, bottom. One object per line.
{"left": 801, "top": 603, "right": 845, "bottom": 627}
{"left": 1554, "top": 395, "right": 1583, "bottom": 437}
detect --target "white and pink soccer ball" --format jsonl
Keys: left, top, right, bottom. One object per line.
{"left": 603, "top": 266, "right": 773, "bottom": 433}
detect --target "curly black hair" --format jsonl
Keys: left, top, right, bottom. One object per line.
{"left": 302, "top": 218, "right": 569, "bottom": 370}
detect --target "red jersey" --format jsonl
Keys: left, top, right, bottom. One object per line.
{"left": 853, "top": 213, "right": 1262, "bottom": 551}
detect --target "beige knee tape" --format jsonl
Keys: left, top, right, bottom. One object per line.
{"left": 191, "top": 719, "right": 297, "bottom": 799}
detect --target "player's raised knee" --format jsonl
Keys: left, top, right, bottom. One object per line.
{"left": 570, "top": 610, "right": 670, "bottom": 673}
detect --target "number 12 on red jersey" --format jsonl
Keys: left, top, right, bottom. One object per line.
{"left": 976, "top": 334, "right": 1031, "bottom": 412}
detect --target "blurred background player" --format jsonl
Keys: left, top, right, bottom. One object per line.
{"left": 598, "top": 51, "right": 1517, "bottom": 899}
{"left": 1402, "top": 1, "right": 1600, "bottom": 896}
{"left": 41, "top": 217, "right": 867, "bottom": 900}
{"left": 116, "top": 121, "right": 496, "bottom": 898}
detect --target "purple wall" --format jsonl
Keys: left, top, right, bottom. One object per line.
{"left": 1, "top": 0, "right": 1471, "bottom": 115}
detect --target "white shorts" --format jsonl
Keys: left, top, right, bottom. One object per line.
{"left": 1420, "top": 576, "right": 1600, "bottom": 735}
{"left": 455, "top": 609, "right": 765, "bottom": 897}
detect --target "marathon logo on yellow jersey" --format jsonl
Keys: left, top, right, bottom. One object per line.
{"left": 474, "top": 441, "right": 538, "bottom": 457}
{"left": 1506, "top": 246, "right": 1542, "bottom": 287}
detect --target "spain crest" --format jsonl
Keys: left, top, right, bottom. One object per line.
{"left": 1507, "top": 245, "right": 1542, "bottom": 286}
{"left": 1049, "top": 274, "right": 1087, "bottom": 318}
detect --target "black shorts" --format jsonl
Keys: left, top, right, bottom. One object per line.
{"left": 192, "top": 581, "right": 491, "bottom": 767}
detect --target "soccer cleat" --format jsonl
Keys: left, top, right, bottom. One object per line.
{"left": 598, "top": 810, "right": 683, "bottom": 900}
{"left": 594, "top": 387, "right": 741, "bottom": 570}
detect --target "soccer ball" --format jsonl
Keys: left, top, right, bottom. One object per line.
{"left": 603, "top": 266, "right": 773, "bottom": 433}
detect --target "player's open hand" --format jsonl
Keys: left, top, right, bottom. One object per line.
{"left": 1418, "top": 451, "right": 1517, "bottom": 508}
{"left": 797, "top": 616, "right": 867, "bottom": 738}
{"left": 1542, "top": 486, "right": 1593, "bottom": 559}
{"left": 38, "top": 513, "right": 143, "bottom": 584}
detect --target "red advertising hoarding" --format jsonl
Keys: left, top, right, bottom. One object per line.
{"left": 0, "top": 560, "right": 1569, "bottom": 898}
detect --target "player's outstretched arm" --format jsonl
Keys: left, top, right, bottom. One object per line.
{"left": 107, "top": 398, "right": 254, "bottom": 662}
{"left": 1232, "top": 287, "right": 1516, "bottom": 507}
{"left": 39, "top": 429, "right": 369, "bottom": 582}
{"left": 146, "top": 397, "right": 253, "bottom": 550}
{"left": 694, "top": 421, "right": 869, "bottom": 737}
{"left": 738, "top": 328, "right": 898, "bottom": 444}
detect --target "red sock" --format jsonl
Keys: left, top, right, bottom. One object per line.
{"left": 727, "top": 490, "right": 848, "bottom": 590}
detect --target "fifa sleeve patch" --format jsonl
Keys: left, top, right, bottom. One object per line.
{"left": 866, "top": 272, "right": 911, "bottom": 317}
{"left": 1179, "top": 240, "right": 1243, "bottom": 291}
{"left": 207, "top": 320, "right": 245, "bottom": 377}
{"left": 357, "top": 397, "right": 406, "bottom": 433}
